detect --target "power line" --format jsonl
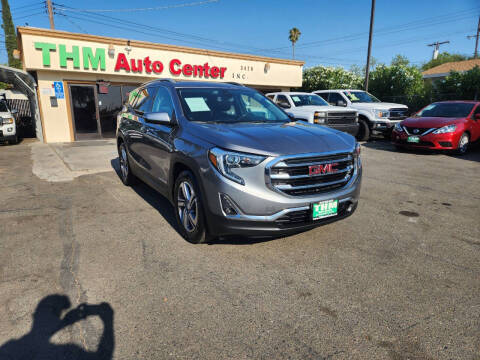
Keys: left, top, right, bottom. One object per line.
{"left": 54, "top": 0, "right": 219, "bottom": 13}
{"left": 12, "top": 11, "right": 46, "bottom": 20}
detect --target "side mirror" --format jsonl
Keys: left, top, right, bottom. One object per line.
{"left": 144, "top": 112, "right": 171, "bottom": 125}
{"left": 336, "top": 100, "right": 347, "bottom": 107}
{"left": 10, "top": 109, "right": 18, "bottom": 114}
{"left": 475, "top": 113, "right": 480, "bottom": 121}
{"left": 286, "top": 112, "right": 296, "bottom": 121}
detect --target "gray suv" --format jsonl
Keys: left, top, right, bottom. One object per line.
{"left": 116, "top": 80, "right": 362, "bottom": 243}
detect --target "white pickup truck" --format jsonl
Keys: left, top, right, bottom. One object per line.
{"left": 266, "top": 92, "right": 359, "bottom": 136}
{"left": 313, "top": 89, "right": 408, "bottom": 141}
{"left": 0, "top": 98, "right": 18, "bottom": 144}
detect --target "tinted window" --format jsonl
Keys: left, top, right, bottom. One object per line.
{"left": 416, "top": 103, "right": 475, "bottom": 118}
{"left": 328, "top": 92, "right": 344, "bottom": 106}
{"left": 275, "top": 95, "right": 290, "bottom": 108}
{"left": 152, "top": 87, "right": 175, "bottom": 117}
{"left": 316, "top": 93, "right": 329, "bottom": 102}
{"left": 177, "top": 87, "right": 289, "bottom": 123}
{"left": 134, "top": 87, "right": 156, "bottom": 113}
{"left": 290, "top": 94, "right": 328, "bottom": 107}
{"left": 0, "top": 101, "right": 8, "bottom": 112}
{"left": 474, "top": 105, "right": 480, "bottom": 116}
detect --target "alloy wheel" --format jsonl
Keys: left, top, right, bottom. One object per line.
{"left": 119, "top": 145, "right": 128, "bottom": 180}
{"left": 177, "top": 181, "right": 198, "bottom": 233}
{"left": 458, "top": 134, "right": 469, "bottom": 154}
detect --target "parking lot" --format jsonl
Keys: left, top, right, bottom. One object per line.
{"left": 0, "top": 139, "right": 479, "bottom": 359}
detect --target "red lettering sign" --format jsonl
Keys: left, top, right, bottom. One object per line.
{"left": 309, "top": 163, "right": 338, "bottom": 176}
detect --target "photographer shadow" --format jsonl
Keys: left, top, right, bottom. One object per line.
{"left": 0, "top": 294, "right": 114, "bottom": 360}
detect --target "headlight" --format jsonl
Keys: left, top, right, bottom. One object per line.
{"left": 373, "top": 109, "right": 389, "bottom": 118}
{"left": 433, "top": 124, "right": 456, "bottom": 134}
{"left": 208, "top": 147, "right": 266, "bottom": 185}
{"left": 394, "top": 122, "right": 404, "bottom": 132}
{"left": 1, "top": 117, "right": 14, "bottom": 125}
{"left": 314, "top": 111, "right": 326, "bottom": 124}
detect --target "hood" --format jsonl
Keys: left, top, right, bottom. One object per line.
{"left": 187, "top": 121, "right": 355, "bottom": 156}
{"left": 353, "top": 102, "right": 407, "bottom": 110}
{"left": 293, "top": 105, "right": 356, "bottom": 113}
{"left": 402, "top": 117, "right": 465, "bottom": 128}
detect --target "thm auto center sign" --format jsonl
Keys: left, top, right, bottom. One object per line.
{"left": 33, "top": 42, "right": 227, "bottom": 79}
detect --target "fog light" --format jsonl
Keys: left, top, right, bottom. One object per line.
{"left": 7, "top": 127, "right": 13, "bottom": 132}
{"left": 220, "top": 193, "right": 239, "bottom": 216}
{"left": 346, "top": 203, "right": 353, "bottom": 212}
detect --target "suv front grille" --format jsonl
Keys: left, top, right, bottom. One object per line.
{"left": 389, "top": 108, "right": 408, "bottom": 120}
{"left": 267, "top": 153, "right": 355, "bottom": 196}
{"left": 326, "top": 112, "right": 357, "bottom": 125}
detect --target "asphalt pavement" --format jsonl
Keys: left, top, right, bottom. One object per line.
{"left": 0, "top": 138, "right": 479, "bottom": 359}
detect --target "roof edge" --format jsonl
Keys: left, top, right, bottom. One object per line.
{"left": 17, "top": 26, "right": 305, "bottom": 67}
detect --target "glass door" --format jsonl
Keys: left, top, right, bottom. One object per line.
{"left": 98, "top": 85, "right": 122, "bottom": 138}
{"left": 69, "top": 85, "right": 101, "bottom": 140}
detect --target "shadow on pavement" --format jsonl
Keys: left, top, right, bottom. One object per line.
{"left": 362, "top": 138, "right": 480, "bottom": 162}
{"left": 0, "top": 294, "right": 114, "bottom": 360}
{"left": 111, "top": 158, "right": 179, "bottom": 234}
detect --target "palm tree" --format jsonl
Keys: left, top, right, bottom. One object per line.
{"left": 289, "top": 27, "right": 301, "bottom": 59}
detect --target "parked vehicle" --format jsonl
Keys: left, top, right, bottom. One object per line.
{"left": 313, "top": 89, "right": 408, "bottom": 141}
{"left": 266, "top": 92, "right": 359, "bottom": 136}
{"left": 392, "top": 101, "right": 480, "bottom": 154}
{"left": 117, "top": 80, "right": 362, "bottom": 243}
{"left": 0, "top": 97, "right": 19, "bottom": 144}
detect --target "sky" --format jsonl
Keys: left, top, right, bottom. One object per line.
{"left": 4, "top": 0, "right": 480, "bottom": 70}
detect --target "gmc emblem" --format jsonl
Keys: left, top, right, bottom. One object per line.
{"left": 309, "top": 163, "right": 338, "bottom": 176}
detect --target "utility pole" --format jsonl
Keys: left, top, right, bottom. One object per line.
{"left": 467, "top": 16, "right": 480, "bottom": 58}
{"left": 364, "top": 0, "right": 375, "bottom": 92}
{"left": 46, "top": 0, "right": 55, "bottom": 29}
{"left": 427, "top": 41, "right": 449, "bottom": 60}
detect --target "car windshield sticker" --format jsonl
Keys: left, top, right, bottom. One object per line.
{"left": 291, "top": 96, "right": 300, "bottom": 102}
{"left": 347, "top": 92, "right": 359, "bottom": 101}
{"left": 185, "top": 97, "right": 210, "bottom": 112}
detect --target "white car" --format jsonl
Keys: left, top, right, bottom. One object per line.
{"left": 266, "top": 92, "right": 359, "bottom": 136}
{"left": 0, "top": 99, "right": 18, "bottom": 144}
{"left": 313, "top": 89, "right": 408, "bottom": 141}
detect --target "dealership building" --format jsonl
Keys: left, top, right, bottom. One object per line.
{"left": 16, "top": 27, "right": 304, "bottom": 143}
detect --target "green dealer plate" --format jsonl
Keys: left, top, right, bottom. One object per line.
{"left": 312, "top": 199, "right": 338, "bottom": 220}
{"left": 407, "top": 136, "right": 420, "bottom": 143}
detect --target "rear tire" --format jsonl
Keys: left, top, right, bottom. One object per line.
{"left": 356, "top": 119, "right": 370, "bottom": 141}
{"left": 456, "top": 132, "right": 469, "bottom": 155}
{"left": 118, "top": 142, "right": 137, "bottom": 185}
{"left": 174, "top": 171, "right": 211, "bottom": 244}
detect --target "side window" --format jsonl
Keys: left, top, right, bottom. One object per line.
{"left": 317, "top": 92, "right": 329, "bottom": 102}
{"left": 134, "top": 87, "right": 156, "bottom": 113}
{"left": 474, "top": 105, "right": 480, "bottom": 116}
{"left": 275, "top": 95, "right": 291, "bottom": 109}
{"left": 266, "top": 94, "right": 275, "bottom": 100}
{"left": 328, "top": 92, "right": 344, "bottom": 106}
{"left": 151, "top": 87, "right": 175, "bottom": 118}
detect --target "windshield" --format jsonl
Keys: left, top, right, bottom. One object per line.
{"left": 0, "top": 101, "right": 9, "bottom": 112}
{"left": 177, "top": 88, "right": 290, "bottom": 123}
{"left": 343, "top": 91, "right": 380, "bottom": 103}
{"left": 290, "top": 94, "right": 328, "bottom": 107}
{"left": 416, "top": 103, "right": 474, "bottom": 118}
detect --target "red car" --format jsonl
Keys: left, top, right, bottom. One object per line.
{"left": 392, "top": 101, "right": 480, "bottom": 154}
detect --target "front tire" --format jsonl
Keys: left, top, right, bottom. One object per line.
{"left": 356, "top": 119, "right": 370, "bottom": 141}
{"left": 456, "top": 132, "right": 469, "bottom": 155}
{"left": 118, "top": 142, "right": 137, "bottom": 185}
{"left": 174, "top": 171, "right": 210, "bottom": 244}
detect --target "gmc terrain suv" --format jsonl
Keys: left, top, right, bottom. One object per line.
{"left": 266, "top": 92, "right": 359, "bottom": 136}
{"left": 314, "top": 89, "right": 408, "bottom": 141}
{"left": 117, "top": 80, "right": 362, "bottom": 243}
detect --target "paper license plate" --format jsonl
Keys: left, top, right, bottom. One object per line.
{"left": 407, "top": 136, "right": 420, "bottom": 143}
{"left": 312, "top": 199, "right": 338, "bottom": 220}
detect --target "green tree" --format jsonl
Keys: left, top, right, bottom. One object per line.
{"left": 435, "top": 66, "right": 480, "bottom": 100}
{"left": 301, "top": 66, "right": 363, "bottom": 92}
{"left": 368, "top": 56, "right": 427, "bottom": 110}
{"left": 421, "top": 52, "right": 468, "bottom": 71}
{"left": 288, "top": 27, "right": 301, "bottom": 60}
{"left": 1, "top": 0, "right": 21, "bottom": 69}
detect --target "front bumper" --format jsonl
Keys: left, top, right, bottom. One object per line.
{"left": 371, "top": 119, "right": 402, "bottom": 134}
{"left": 201, "top": 160, "right": 362, "bottom": 237}
{"left": 327, "top": 123, "right": 359, "bottom": 136}
{"left": 0, "top": 126, "right": 16, "bottom": 141}
{"left": 392, "top": 130, "right": 460, "bottom": 150}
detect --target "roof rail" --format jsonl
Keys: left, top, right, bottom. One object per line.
{"left": 225, "top": 82, "right": 245, "bottom": 87}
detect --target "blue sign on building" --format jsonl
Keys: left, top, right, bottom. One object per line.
{"left": 53, "top": 81, "right": 64, "bottom": 99}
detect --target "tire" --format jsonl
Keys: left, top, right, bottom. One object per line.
{"left": 456, "top": 132, "right": 469, "bottom": 155}
{"left": 118, "top": 141, "right": 137, "bottom": 185}
{"left": 10, "top": 135, "right": 18, "bottom": 145}
{"left": 356, "top": 119, "right": 370, "bottom": 141}
{"left": 173, "top": 170, "right": 210, "bottom": 244}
